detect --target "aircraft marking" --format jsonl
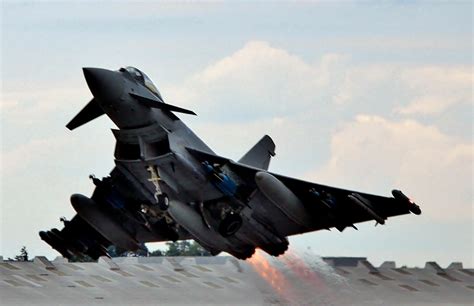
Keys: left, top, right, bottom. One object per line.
{"left": 147, "top": 165, "right": 162, "bottom": 202}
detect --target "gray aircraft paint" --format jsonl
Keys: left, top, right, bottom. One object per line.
{"left": 40, "top": 67, "right": 421, "bottom": 260}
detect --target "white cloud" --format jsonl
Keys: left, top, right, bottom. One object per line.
{"left": 165, "top": 41, "right": 472, "bottom": 124}
{"left": 165, "top": 41, "right": 473, "bottom": 222}
{"left": 0, "top": 98, "right": 19, "bottom": 112}
{"left": 312, "top": 115, "right": 473, "bottom": 221}
{"left": 1, "top": 130, "right": 115, "bottom": 259}
{"left": 1, "top": 87, "right": 90, "bottom": 125}
{"left": 163, "top": 41, "right": 348, "bottom": 120}
{"left": 1, "top": 136, "right": 70, "bottom": 176}
{"left": 328, "top": 36, "right": 472, "bottom": 51}
{"left": 396, "top": 66, "right": 473, "bottom": 115}
{"left": 331, "top": 64, "right": 399, "bottom": 106}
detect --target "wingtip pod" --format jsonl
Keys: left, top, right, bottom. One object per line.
{"left": 392, "top": 189, "right": 421, "bottom": 215}
{"left": 410, "top": 205, "right": 422, "bottom": 215}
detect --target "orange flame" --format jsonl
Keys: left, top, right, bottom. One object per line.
{"left": 247, "top": 250, "right": 292, "bottom": 297}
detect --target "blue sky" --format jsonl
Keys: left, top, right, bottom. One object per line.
{"left": 1, "top": 1, "right": 472, "bottom": 267}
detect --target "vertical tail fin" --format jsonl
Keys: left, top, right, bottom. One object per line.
{"left": 238, "top": 135, "right": 276, "bottom": 170}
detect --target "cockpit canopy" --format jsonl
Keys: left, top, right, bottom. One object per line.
{"left": 122, "top": 66, "right": 163, "bottom": 100}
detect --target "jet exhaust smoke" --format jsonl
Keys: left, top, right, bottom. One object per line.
{"left": 248, "top": 248, "right": 352, "bottom": 305}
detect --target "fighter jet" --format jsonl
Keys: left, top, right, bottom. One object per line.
{"left": 40, "top": 67, "right": 422, "bottom": 260}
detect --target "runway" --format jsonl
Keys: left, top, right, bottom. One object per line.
{"left": 1, "top": 251, "right": 472, "bottom": 305}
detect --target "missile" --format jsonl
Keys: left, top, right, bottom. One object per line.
{"left": 309, "top": 188, "right": 337, "bottom": 210}
{"left": 392, "top": 189, "right": 421, "bottom": 215}
{"left": 255, "top": 172, "right": 313, "bottom": 228}
{"left": 348, "top": 193, "right": 386, "bottom": 225}
{"left": 201, "top": 161, "right": 238, "bottom": 197}
{"left": 70, "top": 194, "right": 140, "bottom": 251}
{"left": 39, "top": 230, "right": 74, "bottom": 258}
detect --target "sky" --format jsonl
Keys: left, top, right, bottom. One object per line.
{"left": 1, "top": 1, "right": 472, "bottom": 267}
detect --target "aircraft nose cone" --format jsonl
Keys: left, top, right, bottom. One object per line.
{"left": 83, "top": 67, "right": 123, "bottom": 102}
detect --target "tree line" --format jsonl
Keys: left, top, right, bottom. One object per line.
{"left": 9, "top": 240, "right": 211, "bottom": 262}
{"left": 107, "top": 240, "right": 211, "bottom": 257}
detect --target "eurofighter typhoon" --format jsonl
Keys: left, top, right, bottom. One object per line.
{"left": 40, "top": 67, "right": 422, "bottom": 260}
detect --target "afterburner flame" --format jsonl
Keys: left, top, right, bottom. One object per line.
{"left": 247, "top": 250, "right": 291, "bottom": 297}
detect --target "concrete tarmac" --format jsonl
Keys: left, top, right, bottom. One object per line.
{"left": 1, "top": 252, "right": 472, "bottom": 305}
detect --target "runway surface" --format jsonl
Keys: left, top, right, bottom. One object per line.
{"left": 1, "top": 251, "right": 472, "bottom": 305}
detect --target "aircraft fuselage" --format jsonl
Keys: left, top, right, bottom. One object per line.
{"left": 39, "top": 66, "right": 421, "bottom": 260}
